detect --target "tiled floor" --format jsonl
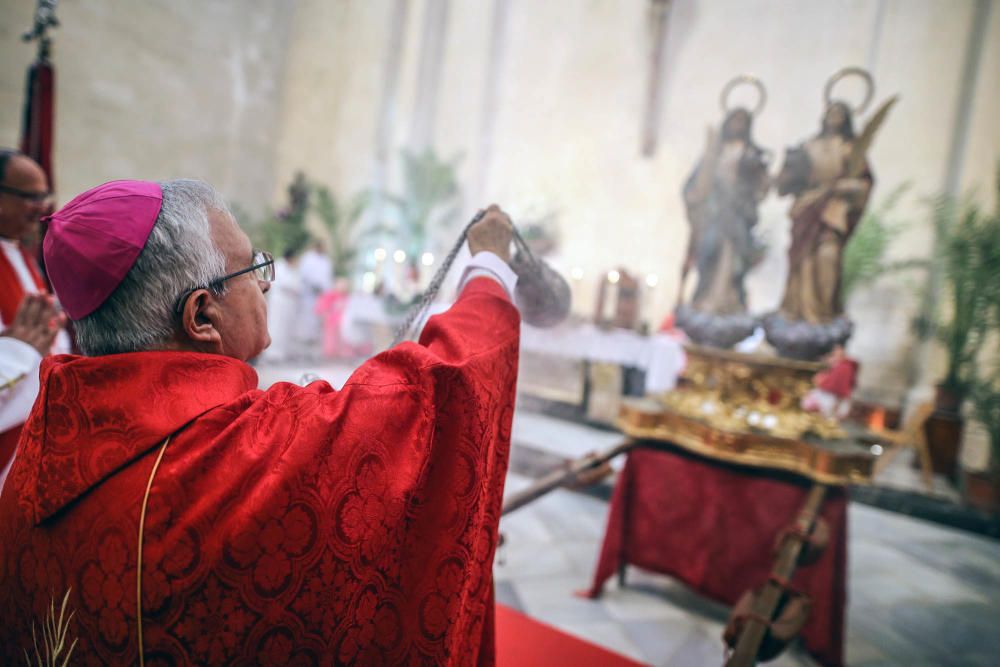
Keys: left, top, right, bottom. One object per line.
{"left": 497, "top": 469, "right": 1000, "bottom": 666}
{"left": 258, "top": 360, "right": 1000, "bottom": 666}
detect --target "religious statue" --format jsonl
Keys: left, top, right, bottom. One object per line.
{"left": 676, "top": 75, "right": 770, "bottom": 348}
{"left": 765, "top": 68, "right": 896, "bottom": 360}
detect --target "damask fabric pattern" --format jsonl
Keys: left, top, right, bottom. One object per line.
{"left": 0, "top": 277, "right": 519, "bottom": 665}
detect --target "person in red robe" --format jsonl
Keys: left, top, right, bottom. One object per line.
{"left": 0, "top": 149, "right": 66, "bottom": 475}
{"left": 801, "top": 344, "right": 859, "bottom": 420}
{"left": 0, "top": 179, "right": 520, "bottom": 665}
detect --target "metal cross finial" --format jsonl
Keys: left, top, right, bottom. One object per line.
{"left": 22, "top": 0, "right": 60, "bottom": 61}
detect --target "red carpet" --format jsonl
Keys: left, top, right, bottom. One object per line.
{"left": 495, "top": 604, "right": 648, "bottom": 666}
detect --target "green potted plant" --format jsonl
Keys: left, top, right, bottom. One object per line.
{"left": 841, "top": 184, "right": 925, "bottom": 430}
{"left": 379, "top": 148, "right": 462, "bottom": 260}
{"left": 930, "top": 196, "right": 993, "bottom": 412}
{"left": 313, "top": 185, "right": 370, "bottom": 278}
{"left": 921, "top": 162, "right": 1000, "bottom": 478}
{"left": 841, "top": 183, "right": 925, "bottom": 302}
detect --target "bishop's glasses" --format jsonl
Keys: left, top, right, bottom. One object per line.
{"left": 174, "top": 249, "right": 274, "bottom": 314}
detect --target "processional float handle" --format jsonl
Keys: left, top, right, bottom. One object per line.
{"left": 724, "top": 482, "right": 828, "bottom": 667}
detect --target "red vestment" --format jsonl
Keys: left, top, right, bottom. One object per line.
{"left": 0, "top": 277, "right": 519, "bottom": 666}
{"left": 814, "top": 357, "right": 858, "bottom": 400}
{"left": 0, "top": 243, "right": 48, "bottom": 474}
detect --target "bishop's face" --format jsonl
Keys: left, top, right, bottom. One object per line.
{"left": 0, "top": 155, "right": 50, "bottom": 242}
{"left": 207, "top": 209, "right": 272, "bottom": 361}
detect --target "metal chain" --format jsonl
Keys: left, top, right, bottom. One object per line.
{"left": 391, "top": 210, "right": 543, "bottom": 347}
{"left": 390, "top": 210, "right": 485, "bottom": 347}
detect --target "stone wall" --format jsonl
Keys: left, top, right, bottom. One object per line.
{"left": 0, "top": 0, "right": 293, "bottom": 212}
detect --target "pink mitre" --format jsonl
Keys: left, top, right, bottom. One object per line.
{"left": 43, "top": 180, "right": 163, "bottom": 320}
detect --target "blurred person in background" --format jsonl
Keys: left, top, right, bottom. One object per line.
{"left": 0, "top": 149, "right": 68, "bottom": 477}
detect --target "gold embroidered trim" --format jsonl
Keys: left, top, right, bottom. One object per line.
{"left": 1, "top": 372, "right": 27, "bottom": 392}
{"left": 136, "top": 437, "right": 171, "bottom": 667}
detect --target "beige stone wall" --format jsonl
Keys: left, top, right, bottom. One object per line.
{"left": 0, "top": 0, "right": 293, "bottom": 212}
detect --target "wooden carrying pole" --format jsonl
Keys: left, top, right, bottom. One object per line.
{"left": 501, "top": 440, "right": 634, "bottom": 516}
{"left": 726, "top": 482, "right": 828, "bottom": 667}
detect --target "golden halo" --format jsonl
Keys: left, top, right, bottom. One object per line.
{"left": 824, "top": 67, "right": 875, "bottom": 115}
{"left": 720, "top": 75, "right": 767, "bottom": 116}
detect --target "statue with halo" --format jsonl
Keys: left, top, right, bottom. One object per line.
{"left": 676, "top": 75, "right": 771, "bottom": 348}
{"left": 765, "top": 67, "right": 897, "bottom": 360}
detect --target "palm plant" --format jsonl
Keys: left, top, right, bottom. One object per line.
{"left": 380, "top": 148, "right": 462, "bottom": 258}
{"left": 841, "top": 183, "right": 925, "bottom": 300}
{"left": 313, "top": 185, "right": 370, "bottom": 277}
{"left": 927, "top": 161, "right": 1000, "bottom": 403}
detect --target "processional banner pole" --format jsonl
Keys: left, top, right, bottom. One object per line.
{"left": 20, "top": 0, "right": 59, "bottom": 192}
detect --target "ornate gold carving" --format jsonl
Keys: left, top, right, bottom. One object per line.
{"left": 621, "top": 344, "right": 875, "bottom": 485}
{"left": 620, "top": 399, "right": 873, "bottom": 485}
{"left": 681, "top": 344, "right": 822, "bottom": 409}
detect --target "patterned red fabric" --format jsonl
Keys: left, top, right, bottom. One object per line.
{"left": 0, "top": 243, "right": 47, "bottom": 325}
{"left": 585, "top": 446, "right": 847, "bottom": 667}
{"left": 0, "top": 246, "right": 48, "bottom": 473}
{"left": 0, "top": 277, "right": 519, "bottom": 665}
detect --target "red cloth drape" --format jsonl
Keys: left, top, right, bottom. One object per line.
{"left": 585, "top": 445, "right": 847, "bottom": 667}
{"left": 20, "top": 58, "right": 55, "bottom": 190}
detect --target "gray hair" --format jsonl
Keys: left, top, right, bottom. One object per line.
{"left": 74, "top": 179, "right": 229, "bottom": 356}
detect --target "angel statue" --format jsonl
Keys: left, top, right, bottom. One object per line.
{"left": 765, "top": 67, "right": 897, "bottom": 359}
{"left": 676, "top": 75, "right": 770, "bottom": 348}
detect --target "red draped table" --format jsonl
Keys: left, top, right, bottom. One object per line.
{"left": 585, "top": 444, "right": 847, "bottom": 667}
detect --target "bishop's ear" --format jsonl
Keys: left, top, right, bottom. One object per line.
{"left": 179, "top": 288, "right": 224, "bottom": 350}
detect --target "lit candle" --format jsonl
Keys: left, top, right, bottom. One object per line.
{"left": 373, "top": 247, "right": 387, "bottom": 283}
{"left": 644, "top": 273, "right": 658, "bottom": 331}
{"left": 419, "top": 252, "right": 435, "bottom": 289}
{"left": 868, "top": 408, "right": 885, "bottom": 431}
{"left": 392, "top": 250, "right": 407, "bottom": 294}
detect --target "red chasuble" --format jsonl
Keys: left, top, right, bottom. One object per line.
{"left": 0, "top": 277, "right": 519, "bottom": 666}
